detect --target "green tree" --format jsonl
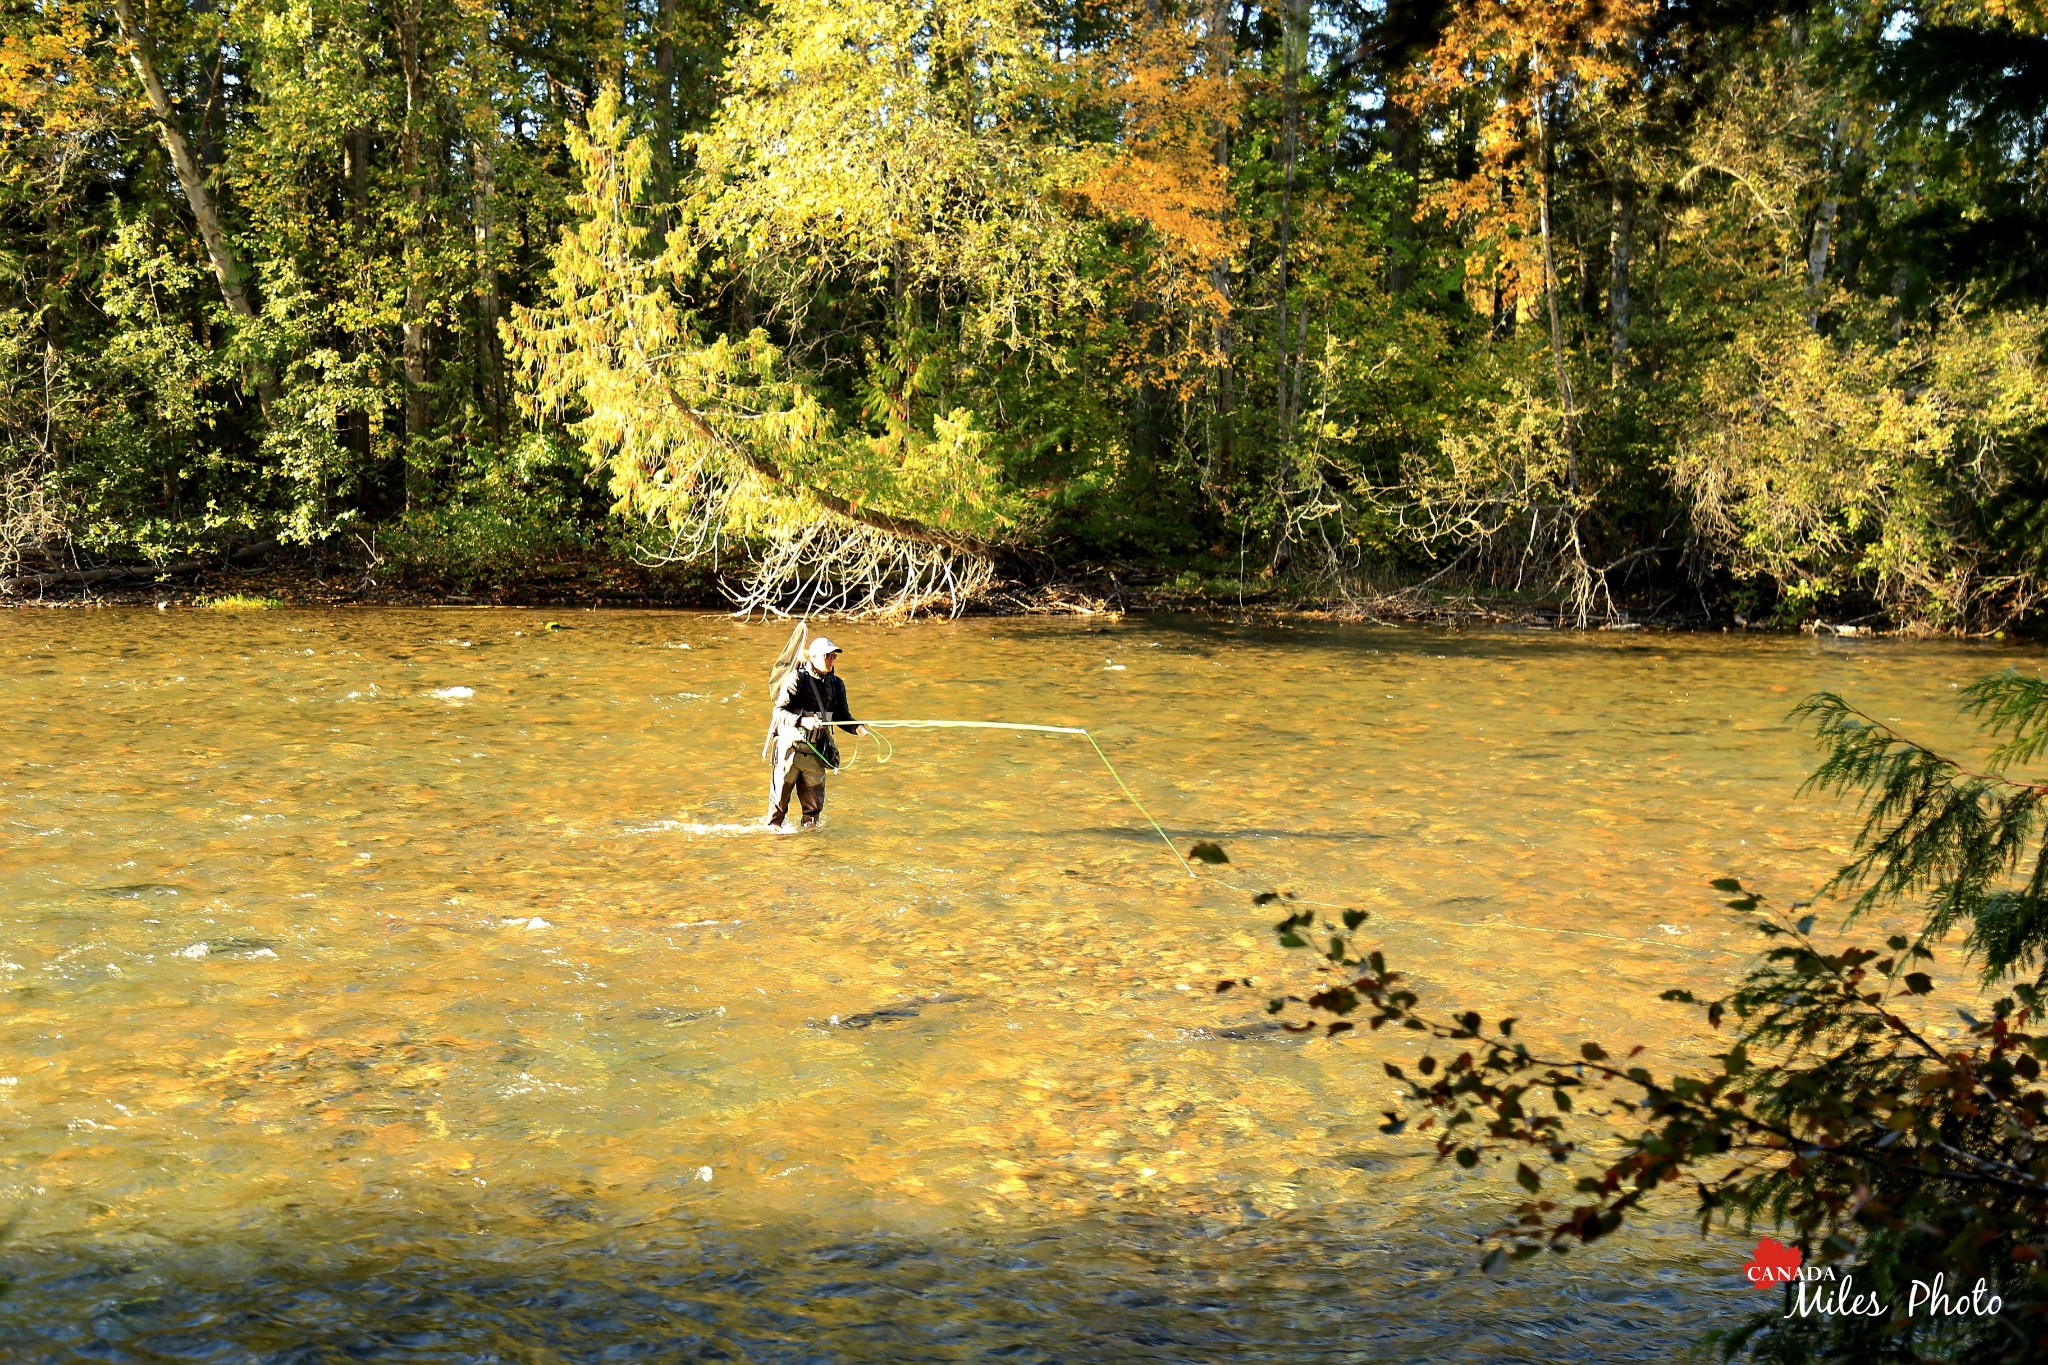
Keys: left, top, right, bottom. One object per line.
{"left": 4, "top": 0, "right": 2048, "bottom": 628}
{"left": 509, "top": 81, "right": 1030, "bottom": 614}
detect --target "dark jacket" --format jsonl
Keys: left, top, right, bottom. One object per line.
{"left": 775, "top": 665, "right": 858, "bottom": 768}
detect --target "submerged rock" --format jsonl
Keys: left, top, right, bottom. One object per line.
{"left": 178, "top": 937, "right": 279, "bottom": 960}
{"left": 205, "top": 937, "right": 278, "bottom": 955}
{"left": 814, "top": 992, "right": 971, "bottom": 1030}
{"left": 1198, "top": 1021, "right": 1303, "bottom": 1043}
{"left": 634, "top": 1005, "right": 725, "bottom": 1027}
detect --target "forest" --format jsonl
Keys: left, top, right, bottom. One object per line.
{"left": 3, "top": 0, "right": 2047, "bottom": 626}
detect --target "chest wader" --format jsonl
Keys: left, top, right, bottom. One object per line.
{"left": 766, "top": 672, "right": 840, "bottom": 830}
{"left": 766, "top": 740, "right": 829, "bottom": 829}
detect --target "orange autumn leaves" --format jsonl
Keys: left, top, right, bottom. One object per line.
{"left": 1406, "top": 0, "right": 1655, "bottom": 310}
{"left": 1071, "top": 2, "right": 1239, "bottom": 390}
{"left": 1062, "top": 0, "right": 1661, "bottom": 388}
{"left": 0, "top": 3, "right": 144, "bottom": 182}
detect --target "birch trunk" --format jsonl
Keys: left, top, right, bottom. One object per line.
{"left": 110, "top": 1, "right": 259, "bottom": 326}
{"left": 1806, "top": 116, "right": 1850, "bottom": 328}
{"left": 1807, "top": 196, "right": 1837, "bottom": 290}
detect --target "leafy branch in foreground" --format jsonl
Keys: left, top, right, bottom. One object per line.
{"left": 1278, "top": 896, "right": 2038, "bottom": 1208}
{"left": 1247, "top": 893, "right": 2046, "bottom": 1361}
{"left": 1239, "top": 670, "right": 2048, "bottom": 1362}
{"left": 1797, "top": 674, "right": 2048, "bottom": 977}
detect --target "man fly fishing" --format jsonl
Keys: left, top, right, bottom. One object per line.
{"left": 764, "top": 632, "right": 868, "bottom": 831}
{"left": 752, "top": 620, "right": 1188, "bottom": 871}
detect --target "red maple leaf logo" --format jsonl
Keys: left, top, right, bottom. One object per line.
{"left": 1743, "top": 1236, "right": 1803, "bottom": 1288}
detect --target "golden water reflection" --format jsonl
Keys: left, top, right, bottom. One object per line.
{"left": 1, "top": 610, "right": 2034, "bottom": 1359}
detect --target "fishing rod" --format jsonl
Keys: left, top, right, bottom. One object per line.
{"left": 811, "top": 718, "right": 1195, "bottom": 877}
{"left": 857, "top": 720, "right": 1086, "bottom": 735}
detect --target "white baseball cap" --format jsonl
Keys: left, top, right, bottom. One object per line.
{"left": 806, "top": 636, "right": 842, "bottom": 666}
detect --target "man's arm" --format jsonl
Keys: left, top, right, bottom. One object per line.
{"left": 832, "top": 677, "right": 865, "bottom": 735}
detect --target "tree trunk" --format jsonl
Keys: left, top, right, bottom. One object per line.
{"left": 1204, "top": 0, "right": 1235, "bottom": 499}
{"left": 654, "top": 0, "right": 677, "bottom": 187}
{"left": 1608, "top": 174, "right": 1632, "bottom": 389}
{"left": 1274, "top": 0, "right": 1305, "bottom": 431}
{"left": 1386, "top": 97, "right": 1420, "bottom": 296}
{"left": 1268, "top": 0, "right": 1307, "bottom": 571}
{"left": 394, "top": 0, "right": 431, "bottom": 503}
{"left": 1533, "top": 78, "right": 1578, "bottom": 493}
{"left": 199, "top": 34, "right": 227, "bottom": 173}
{"left": 1806, "top": 116, "right": 1850, "bottom": 328}
{"left": 110, "top": 0, "right": 273, "bottom": 410}
{"left": 472, "top": 130, "right": 502, "bottom": 433}
{"left": 1807, "top": 195, "right": 1837, "bottom": 291}
{"left": 348, "top": 129, "right": 371, "bottom": 210}
{"left": 344, "top": 130, "right": 375, "bottom": 464}
{"left": 1575, "top": 216, "right": 1598, "bottom": 318}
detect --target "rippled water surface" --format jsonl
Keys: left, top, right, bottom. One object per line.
{"left": 2, "top": 609, "right": 2037, "bottom": 1361}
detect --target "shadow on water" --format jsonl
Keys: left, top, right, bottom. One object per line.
{"left": 0, "top": 1202, "right": 1746, "bottom": 1364}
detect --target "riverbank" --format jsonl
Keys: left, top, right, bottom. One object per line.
{"left": 0, "top": 563, "right": 1681, "bottom": 627}
{"left": 0, "top": 544, "right": 1912, "bottom": 635}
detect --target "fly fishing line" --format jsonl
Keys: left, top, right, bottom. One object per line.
{"left": 823, "top": 719, "right": 1195, "bottom": 877}
{"left": 783, "top": 718, "right": 1717, "bottom": 952}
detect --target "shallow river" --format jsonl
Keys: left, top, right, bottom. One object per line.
{"left": 1, "top": 610, "right": 2036, "bottom": 1362}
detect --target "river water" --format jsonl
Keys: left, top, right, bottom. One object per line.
{"left": 0, "top": 609, "right": 2033, "bottom": 1362}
